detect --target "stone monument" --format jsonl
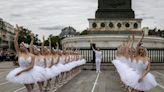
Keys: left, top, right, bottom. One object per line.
{"left": 96, "top": 0, "right": 134, "bottom": 18}
{"left": 61, "top": 0, "right": 164, "bottom": 49}
{"left": 89, "top": 0, "right": 142, "bottom": 34}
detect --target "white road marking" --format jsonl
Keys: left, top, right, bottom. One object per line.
{"left": 0, "top": 81, "right": 9, "bottom": 86}
{"left": 153, "top": 71, "right": 164, "bottom": 90}
{"left": 155, "top": 71, "right": 164, "bottom": 77}
{"left": 157, "top": 83, "right": 164, "bottom": 89}
{"left": 91, "top": 73, "right": 100, "bottom": 92}
{"left": 13, "top": 87, "right": 26, "bottom": 92}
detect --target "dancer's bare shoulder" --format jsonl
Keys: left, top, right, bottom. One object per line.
{"left": 143, "top": 57, "right": 150, "bottom": 64}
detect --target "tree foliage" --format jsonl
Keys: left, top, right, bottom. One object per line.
{"left": 44, "top": 34, "right": 61, "bottom": 48}
{"left": 18, "top": 26, "right": 41, "bottom": 45}
{"left": 80, "top": 29, "right": 88, "bottom": 35}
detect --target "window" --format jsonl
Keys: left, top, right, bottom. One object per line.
{"left": 117, "top": 23, "right": 122, "bottom": 28}
{"left": 92, "top": 23, "right": 97, "bottom": 28}
{"left": 134, "top": 23, "right": 138, "bottom": 29}
{"left": 125, "top": 23, "right": 130, "bottom": 28}
{"left": 109, "top": 22, "right": 114, "bottom": 28}
{"left": 101, "top": 23, "right": 105, "bottom": 28}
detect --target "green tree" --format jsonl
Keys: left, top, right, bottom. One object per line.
{"left": 18, "top": 26, "right": 40, "bottom": 45}
{"left": 44, "top": 34, "right": 61, "bottom": 48}
{"left": 80, "top": 29, "right": 88, "bottom": 35}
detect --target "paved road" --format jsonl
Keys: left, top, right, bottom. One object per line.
{"left": 0, "top": 62, "right": 164, "bottom": 92}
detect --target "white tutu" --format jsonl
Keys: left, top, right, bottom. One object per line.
{"left": 112, "top": 59, "right": 136, "bottom": 85}
{"left": 112, "top": 59, "right": 157, "bottom": 91}
{"left": 56, "top": 63, "right": 67, "bottom": 72}
{"left": 45, "top": 68, "right": 54, "bottom": 79}
{"left": 64, "top": 63, "right": 73, "bottom": 71}
{"left": 51, "top": 65, "right": 61, "bottom": 76}
{"left": 70, "top": 61, "right": 79, "bottom": 69}
{"left": 79, "top": 59, "right": 86, "bottom": 65}
{"left": 128, "top": 72, "right": 157, "bottom": 91}
{"left": 6, "top": 66, "right": 46, "bottom": 84}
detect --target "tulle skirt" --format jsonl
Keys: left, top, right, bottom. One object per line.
{"left": 51, "top": 65, "right": 61, "bottom": 76}
{"left": 56, "top": 63, "right": 67, "bottom": 73}
{"left": 79, "top": 59, "right": 86, "bottom": 65}
{"left": 6, "top": 66, "right": 46, "bottom": 84}
{"left": 112, "top": 59, "right": 157, "bottom": 91}
{"left": 45, "top": 68, "right": 54, "bottom": 80}
{"left": 64, "top": 62, "right": 74, "bottom": 71}
{"left": 129, "top": 72, "right": 157, "bottom": 91}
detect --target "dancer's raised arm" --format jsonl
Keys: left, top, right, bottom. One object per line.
{"left": 49, "top": 38, "right": 51, "bottom": 51}
{"left": 41, "top": 36, "right": 45, "bottom": 55}
{"left": 56, "top": 42, "right": 59, "bottom": 50}
{"left": 137, "top": 31, "right": 144, "bottom": 47}
{"left": 130, "top": 34, "right": 135, "bottom": 48}
{"left": 136, "top": 31, "right": 144, "bottom": 55}
{"left": 127, "top": 35, "right": 132, "bottom": 48}
{"left": 92, "top": 45, "right": 96, "bottom": 52}
{"left": 29, "top": 32, "right": 34, "bottom": 53}
{"left": 14, "top": 24, "right": 20, "bottom": 53}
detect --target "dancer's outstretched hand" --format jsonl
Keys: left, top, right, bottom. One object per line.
{"left": 30, "top": 32, "right": 34, "bottom": 37}
{"left": 138, "top": 77, "right": 143, "bottom": 83}
{"left": 15, "top": 24, "right": 20, "bottom": 33}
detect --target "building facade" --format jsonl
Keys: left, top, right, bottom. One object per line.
{"left": 0, "top": 18, "right": 15, "bottom": 50}
{"left": 59, "top": 26, "right": 79, "bottom": 38}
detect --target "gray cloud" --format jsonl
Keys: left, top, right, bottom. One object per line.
{"left": 0, "top": 0, "right": 164, "bottom": 39}
{"left": 10, "top": 13, "right": 22, "bottom": 17}
{"left": 40, "top": 25, "right": 65, "bottom": 31}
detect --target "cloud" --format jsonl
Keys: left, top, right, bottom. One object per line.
{"left": 10, "top": 13, "right": 22, "bottom": 17}
{"left": 0, "top": 0, "right": 164, "bottom": 39}
{"left": 40, "top": 25, "right": 65, "bottom": 31}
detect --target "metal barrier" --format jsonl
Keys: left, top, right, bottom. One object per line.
{"left": 80, "top": 48, "right": 164, "bottom": 63}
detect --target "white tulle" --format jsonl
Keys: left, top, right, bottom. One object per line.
{"left": 6, "top": 66, "right": 45, "bottom": 84}
{"left": 6, "top": 56, "right": 86, "bottom": 84}
{"left": 112, "top": 57, "right": 157, "bottom": 91}
{"left": 45, "top": 68, "right": 55, "bottom": 79}
{"left": 51, "top": 65, "right": 61, "bottom": 76}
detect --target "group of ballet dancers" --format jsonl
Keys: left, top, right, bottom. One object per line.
{"left": 6, "top": 25, "right": 86, "bottom": 92}
{"left": 112, "top": 31, "right": 157, "bottom": 92}
{"left": 5, "top": 24, "right": 158, "bottom": 92}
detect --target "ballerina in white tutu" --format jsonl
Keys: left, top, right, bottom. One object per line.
{"left": 62, "top": 50, "right": 71, "bottom": 82}
{"left": 130, "top": 40, "right": 157, "bottom": 92}
{"left": 42, "top": 37, "right": 55, "bottom": 90}
{"left": 6, "top": 25, "right": 38, "bottom": 92}
{"left": 51, "top": 48, "right": 61, "bottom": 90}
{"left": 112, "top": 31, "right": 157, "bottom": 92}
{"left": 29, "top": 33, "right": 46, "bottom": 92}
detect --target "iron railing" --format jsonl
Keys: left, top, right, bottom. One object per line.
{"left": 80, "top": 48, "right": 164, "bottom": 63}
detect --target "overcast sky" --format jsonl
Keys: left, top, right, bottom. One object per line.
{"left": 0, "top": 0, "right": 164, "bottom": 39}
